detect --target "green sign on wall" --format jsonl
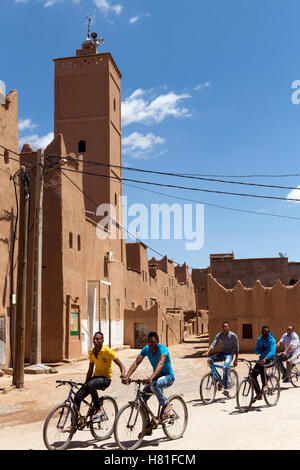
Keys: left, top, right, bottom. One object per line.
{"left": 70, "top": 311, "right": 79, "bottom": 336}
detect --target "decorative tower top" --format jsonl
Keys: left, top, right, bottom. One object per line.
{"left": 76, "top": 17, "right": 104, "bottom": 57}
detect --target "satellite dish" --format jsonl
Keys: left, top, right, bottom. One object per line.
{"left": 91, "top": 32, "right": 98, "bottom": 39}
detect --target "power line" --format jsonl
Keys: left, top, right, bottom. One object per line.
{"left": 58, "top": 166, "right": 300, "bottom": 203}
{"left": 45, "top": 152, "right": 300, "bottom": 191}
{"left": 122, "top": 181, "right": 300, "bottom": 221}
{"left": 60, "top": 169, "right": 191, "bottom": 267}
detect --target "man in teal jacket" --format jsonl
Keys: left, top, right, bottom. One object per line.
{"left": 251, "top": 325, "right": 276, "bottom": 401}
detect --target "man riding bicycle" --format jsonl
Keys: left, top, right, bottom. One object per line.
{"left": 276, "top": 325, "right": 300, "bottom": 383}
{"left": 251, "top": 325, "right": 276, "bottom": 401}
{"left": 74, "top": 331, "right": 126, "bottom": 423}
{"left": 203, "top": 321, "right": 239, "bottom": 397}
{"left": 122, "top": 331, "right": 175, "bottom": 435}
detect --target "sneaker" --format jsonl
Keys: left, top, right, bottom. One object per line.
{"left": 161, "top": 405, "right": 171, "bottom": 420}
{"left": 252, "top": 393, "right": 262, "bottom": 402}
{"left": 92, "top": 408, "right": 104, "bottom": 422}
{"left": 222, "top": 389, "right": 229, "bottom": 397}
{"left": 61, "top": 425, "right": 73, "bottom": 433}
{"left": 282, "top": 378, "right": 291, "bottom": 383}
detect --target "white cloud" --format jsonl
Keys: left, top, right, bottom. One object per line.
{"left": 287, "top": 186, "right": 300, "bottom": 203}
{"left": 19, "top": 132, "right": 54, "bottom": 150}
{"left": 18, "top": 118, "right": 38, "bottom": 132}
{"left": 122, "top": 132, "right": 165, "bottom": 159}
{"left": 129, "top": 16, "right": 139, "bottom": 24}
{"left": 194, "top": 81, "right": 212, "bottom": 91}
{"left": 122, "top": 89, "right": 191, "bottom": 127}
{"left": 93, "top": 0, "right": 122, "bottom": 15}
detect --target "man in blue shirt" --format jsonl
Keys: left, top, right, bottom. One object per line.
{"left": 122, "top": 332, "right": 175, "bottom": 433}
{"left": 251, "top": 325, "right": 276, "bottom": 401}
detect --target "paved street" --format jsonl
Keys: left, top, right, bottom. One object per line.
{"left": 0, "top": 334, "right": 300, "bottom": 451}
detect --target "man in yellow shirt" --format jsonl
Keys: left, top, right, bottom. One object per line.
{"left": 74, "top": 331, "right": 126, "bottom": 422}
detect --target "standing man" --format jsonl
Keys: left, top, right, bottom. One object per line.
{"left": 122, "top": 332, "right": 175, "bottom": 434}
{"left": 74, "top": 331, "right": 126, "bottom": 422}
{"left": 203, "top": 321, "right": 239, "bottom": 397}
{"left": 276, "top": 325, "right": 300, "bottom": 383}
{"left": 251, "top": 325, "right": 276, "bottom": 401}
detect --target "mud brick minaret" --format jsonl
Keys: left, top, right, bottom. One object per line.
{"left": 53, "top": 21, "right": 123, "bottom": 220}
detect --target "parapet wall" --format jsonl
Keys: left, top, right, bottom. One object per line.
{"left": 207, "top": 274, "right": 300, "bottom": 353}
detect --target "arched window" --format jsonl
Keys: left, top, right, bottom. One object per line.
{"left": 78, "top": 140, "right": 86, "bottom": 153}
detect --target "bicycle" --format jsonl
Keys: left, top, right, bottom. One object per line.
{"left": 236, "top": 359, "right": 280, "bottom": 413}
{"left": 199, "top": 357, "right": 239, "bottom": 404}
{"left": 269, "top": 353, "right": 300, "bottom": 387}
{"left": 114, "top": 379, "right": 188, "bottom": 451}
{"left": 43, "top": 379, "right": 118, "bottom": 450}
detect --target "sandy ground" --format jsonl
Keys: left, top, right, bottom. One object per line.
{"left": 0, "top": 334, "right": 300, "bottom": 452}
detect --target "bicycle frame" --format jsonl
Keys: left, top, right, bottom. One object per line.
{"left": 56, "top": 381, "right": 95, "bottom": 429}
{"left": 129, "top": 381, "right": 162, "bottom": 428}
{"left": 208, "top": 359, "right": 235, "bottom": 384}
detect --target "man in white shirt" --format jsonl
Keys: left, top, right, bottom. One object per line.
{"left": 276, "top": 325, "right": 300, "bottom": 383}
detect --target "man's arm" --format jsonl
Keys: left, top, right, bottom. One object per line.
{"left": 113, "top": 357, "right": 126, "bottom": 378}
{"left": 233, "top": 335, "right": 239, "bottom": 366}
{"left": 85, "top": 362, "right": 94, "bottom": 383}
{"left": 122, "top": 355, "right": 144, "bottom": 384}
{"left": 203, "top": 334, "right": 219, "bottom": 357}
{"left": 143, "top": 355, "right": 167, "bottom": 384}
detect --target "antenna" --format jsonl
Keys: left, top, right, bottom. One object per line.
{"left": 87, "top": 16, "right": 92, "bottom": 38}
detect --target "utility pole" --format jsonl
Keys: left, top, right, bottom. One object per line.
{"left": 30, "top": 149, "right": 44, "bottom": 366}
{"left": 13, "top": 167, "right": 30, "bottom": 389}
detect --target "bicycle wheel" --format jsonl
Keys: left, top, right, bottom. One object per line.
{"left": 227, "top": 369, "right": 239, "bottom": 399}
{"left": 199, "top": 372, "right": 217, "bottom": 404}
{"left": 263, "top": 374, "right": 280, "bottom": 407}
{"left": 114, "top": 403, "right": 147, "bottom": 451}
{"left": 90, "top": 397, "right": 118, "bottom": 441}
{"left": 290, "top": 364, "right": 300, "bottom": 388}
{"left": 162, "top": 395, "right": 188, "bottom": 440}
{"left": 236, "top": 378, "right": 254, "bottom": 413}
{"left": 43, "top": 403, "right": 76, "bottom": 450}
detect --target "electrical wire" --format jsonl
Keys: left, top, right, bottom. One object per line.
{"left": 58, "top": 166, "right": 300, "bottom": 203}
{"left": 60, "top": 169, "right": 188, "bottom": 266}
{"left": 45, "top": 152, "right": 300, "bottom": 190}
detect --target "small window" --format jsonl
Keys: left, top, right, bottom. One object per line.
{"left": 113, "top": 98, "right": 116, "bottom": 111}
{"left": 4, "top": 149, "right": 9, "bottom": 164}
{"left": 124, "top": 288, "right": 127, "bottom": 298}
{"left": 78, "top": 140, "right": 86, "bottom": 153}
{"left": 115, "top": 193, "right": 117, "bottom": 205}
{"left": 115, "top": 299, "right": 120, "bottom": 320}
{"left": 69, "top": 232, "right": 73, "bottom": 249}
{"left": 100, "top": 298, "right": 106, "bottom": 321}
{"left": 242, "top": 324, "right": 253, "bottom": 339}
{"left": 77, "top": 235, "right": 81, "bottom": 251}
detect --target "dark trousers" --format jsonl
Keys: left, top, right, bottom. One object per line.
{"left": 74, "top": 376, "right": 111, "bottom": 411}
{"left": 250, "top": 360, "right": 272, "bottom": 394}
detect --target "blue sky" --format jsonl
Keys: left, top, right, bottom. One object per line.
{"left": 2, "top": 0, "right": 300, "bottom": 269}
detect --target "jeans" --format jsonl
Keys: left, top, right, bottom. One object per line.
{"left": 142, "top": 375, "right": 174, "bottom": 408}
{"left": 278, "top": 352, "right": 300, "bottom": 378}
{"left": 74, "top": 376, "right": 111, "bottom": 412}
{"left": 250, "top": 359, "right": 272, "bottom": 394}
{"left": 209, "top": 353, "right": 233, "bottom": 390}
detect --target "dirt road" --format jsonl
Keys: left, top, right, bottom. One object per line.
{"left": 0, "top": 335, "right": 300, "bottom": 451}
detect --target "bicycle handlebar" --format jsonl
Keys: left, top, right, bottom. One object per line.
{"left": 238, "top": 358, "right": 275, "bottom": 368}
{"left": 56, "top": 380, "right": 84, "bottom": 389}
